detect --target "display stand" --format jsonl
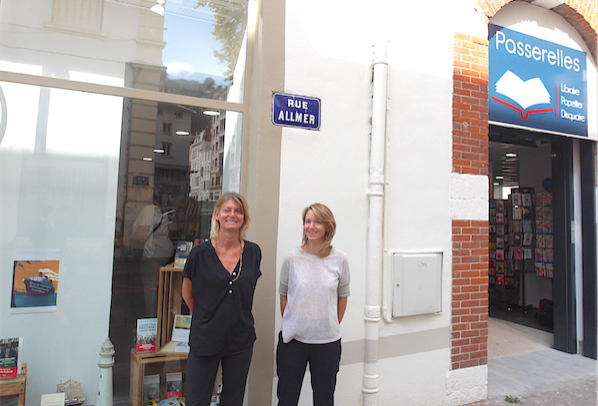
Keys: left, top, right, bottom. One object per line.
{"left": 156, "top": 264, "right": 184, "bottom": 352}
{"left": 0, "top": 363, "right": 27, "bottom": 406}
{"left": 130, "top": 351, "right": 186, "bottom": 406}
{"left": 130, "top": 265, "right": 189, "bottom": 405}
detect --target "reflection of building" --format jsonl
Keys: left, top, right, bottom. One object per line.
{"left": 190, "top": 129, "right": 212, "bottom": 202}
{"left": 209, "top": 88, "right": 228, "bottom": 201}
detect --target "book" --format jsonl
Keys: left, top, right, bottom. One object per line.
{"left": 143, "top": 374, "right": 160, "bottom": 402}
{"left": 175, "top": 341, "right": 190, "bottom": 353}
{"left": 160, "top": 398, "right": 183, "bottom": 406}
{"left": 166, "top": 372, "right": 183, "bottom": 399}
{"left": 41, "top": 393, "right": 66, "bottom": 406}
{"left": 171, "top": 314, "right": 192, "bottom": 343}
{"left": 495, "top": 70, "right": 551, "bottom": 110}
{"left": 0, "top": 337, "right": 23, "bottom": 378}
{"left": 136, "top": 318, "right": 157, "bottom": 353}
{"left": 174, "top": 241, "right": 194, "bottom": 268}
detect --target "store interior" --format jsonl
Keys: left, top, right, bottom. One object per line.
{"left": 488, "top": 126, "right": 555, "bottom": 334}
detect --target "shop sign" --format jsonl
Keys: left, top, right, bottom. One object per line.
{"left": 489, "top": 24, "right": 587, "bottom": 137}
{"left": 272, "top": 93, "right": 321, "bottom": 130}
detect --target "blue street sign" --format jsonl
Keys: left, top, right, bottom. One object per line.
{"left": 489, "top": 24, "right": 587, "bottom": 137}
{"left": 272, "top": 93, "right": 321, "bottom": 130}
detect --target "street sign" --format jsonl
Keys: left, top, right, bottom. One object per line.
{"left": 272, "top": 93, "right": 321, "bottom": 130}
{"left": 489, "top": 24, "right": 587, "bottom": 137}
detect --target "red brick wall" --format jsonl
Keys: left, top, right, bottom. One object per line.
{"left": 452, "top": 33, "right": 490, "bottom": 371}
{"left": 453, "top": 34, "right": 489, "bottom": 177}
{"left": 452, "top": 220, "right": 489, "bottom": 370}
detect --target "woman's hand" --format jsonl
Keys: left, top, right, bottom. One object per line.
{"left": 182, "top": 277, "right": 194, "bottom": 312}
{"left": 338, "top": 297, "right": 348, "bottom": 323}
{"left": 280, "top": 295, "right": 287, "bottom": 317}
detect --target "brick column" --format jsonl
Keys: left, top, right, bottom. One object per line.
{"left": 451, "top": 33, "right": 490, "bottom": 370}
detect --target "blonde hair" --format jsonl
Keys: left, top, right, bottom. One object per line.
{"left": 301, "top": 203, "right": 336, "bottom": 258}
{"left": 210, "top": 192, "right": 252, "bottom": 241}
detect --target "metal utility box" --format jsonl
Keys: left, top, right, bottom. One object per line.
{"left": 392, "top": 252, "right": 443, "bottom": 317}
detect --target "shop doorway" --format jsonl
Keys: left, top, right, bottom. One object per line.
{"left": 488, "top": 125, "right": 597, "bottom": 358}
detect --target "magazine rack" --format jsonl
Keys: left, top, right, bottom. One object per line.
{"left": 0, "top": 363, "right": 27, "bottom": 406}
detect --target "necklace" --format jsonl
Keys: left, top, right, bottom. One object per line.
{"left": 231, "top": 248, "right": 243, "bottom": 282}
{"left": 214, "top": 240, "right": 244, "bottom": 282}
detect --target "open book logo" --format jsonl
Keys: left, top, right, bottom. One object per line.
{"left": 492, "top": 70, "right": 554, "bottom": 120}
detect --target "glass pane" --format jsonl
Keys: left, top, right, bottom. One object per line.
{"left": 0, "top": 81, "right": 122, "bottom": 400}
{"left": 0, "top": 0, "right": 248, "bottom": 103}
{"left": 110, "top": 98, "right": 242, "bottom": 404}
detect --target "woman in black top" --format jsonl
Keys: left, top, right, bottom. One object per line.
{"left": 182, "top": 192, "right": 261, "bottom": 406}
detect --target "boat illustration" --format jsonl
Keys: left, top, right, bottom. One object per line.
{"left": 57, "top": 378, "right": 86, "bottom": 406}
{"left": 22, "top": 267, "right": 58, "bottom": 296}
{"left": 23, "top": 276, "right": 55, "bottom": 296}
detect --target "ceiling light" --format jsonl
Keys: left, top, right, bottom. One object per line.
{"left": 143, "top": 157, "right": 153, "bottom": 161}
{"left": 203, "top": 110, "right": 220, "bottom": 116}
{"left": 154, "top": 149, "right": 165, "bottom": 154}
{"left": 493, "top": 182, "right": 500, "bottom": 185}
{"left": 175, "top": 130, "right": 190, "bottom": 136}
{"left": 495, "top": 176, "right": 503, "bottom": 179}
{"left": 506, "top": 153, "right": 517, "bottom": 157}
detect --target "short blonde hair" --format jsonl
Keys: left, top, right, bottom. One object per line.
{"left": 301, "top": 203, "right": 336, "bottom": 258}
{"left": 210, "top": 192, "right": 252, "bottom": 241}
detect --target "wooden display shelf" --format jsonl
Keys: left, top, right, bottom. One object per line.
{"left": 157, "top": 264, "right": 184, "bottom": 351}
{"left": 130, "top": 351, "right": 187, "bottom": 406}
{"left": 0, "top": 363, "right": 27, "bottom": 406}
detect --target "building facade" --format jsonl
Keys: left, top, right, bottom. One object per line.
{"left": 0, "top": 0, "right": 596, "bottom": 405}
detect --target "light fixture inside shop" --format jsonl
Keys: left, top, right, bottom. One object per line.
{"left": 154, "top": 149, "right": 165, "bottom": 154}
{"left": 495, "top": 176, "right": 503, "bottom": 179}
{"left": 175, "top": 130, "right": 190, "bottom": 136}
{"left": 505, "top": 153, "right": 518, "bottom": 157}
{"left": 143, "top": 157, "right": 153, "bottom": 161}
{"left": 493, "top": 182, "right": 499, "bottom": 185}
{"left": 203, "top": 110, "right": 220, "bottom": 116}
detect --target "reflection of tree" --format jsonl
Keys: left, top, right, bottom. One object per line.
{"left": 196, "top": 0, "right": 247, "bottom": 81}
{"left": 163, "top": 76, "right": 219, "bottom": 99}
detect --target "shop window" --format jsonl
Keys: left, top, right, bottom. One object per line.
{"left": 1, "top": 1, "right": 250, "bottom": 402}
{"left": 2, "top": 0, "right": 249, "bottom": 103}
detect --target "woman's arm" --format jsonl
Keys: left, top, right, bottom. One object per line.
{"left": 338, "top": 297, "right": 348, "bottom": 323}
{"left": 280, "top": 295, "right": 287, "bottom": 317}
{"left": 182, "top": 277, "right": 194, "bottom": 313}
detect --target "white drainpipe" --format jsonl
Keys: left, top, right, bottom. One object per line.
{"left": 363, "top": 42, "right": 388, "bottom": 406}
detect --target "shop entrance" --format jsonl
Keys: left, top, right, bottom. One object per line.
{"left": 488, "top": 125, "right": 597, "bottom": 358}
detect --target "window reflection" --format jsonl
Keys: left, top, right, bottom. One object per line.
{"left": 111, "top": 96, "right": 242, "bottom": 404}
{"left": 0, "top": 0, "right": 248, "bottom": 102}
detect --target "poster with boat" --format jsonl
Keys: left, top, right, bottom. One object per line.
{"left": 10, "top": 249, "right": 60, "bottom": 313}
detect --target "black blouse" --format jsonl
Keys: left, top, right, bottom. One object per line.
{"left": 182, "top": 240, "right": 262, "bottom": 355}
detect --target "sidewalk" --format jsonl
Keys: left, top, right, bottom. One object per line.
{"left": 467, "top": 318, "right": 597, "bottom": 406}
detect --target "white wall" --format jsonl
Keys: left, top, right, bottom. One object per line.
{"left": 277, "top": 0, "right": 487, "bottom": 404}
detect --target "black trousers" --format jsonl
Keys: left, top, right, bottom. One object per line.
{"left": 186, "top": 346, "right": 253, "bottom": 406}
{"left": 276, "top": 332, "right": 342, "bottom": 406}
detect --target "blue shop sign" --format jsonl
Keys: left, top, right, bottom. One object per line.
{"left": 489, "top": 24, "right": 587, "bottom": 137}
{"left": 272, "top": 93, "right": 321, "bottom": 130}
